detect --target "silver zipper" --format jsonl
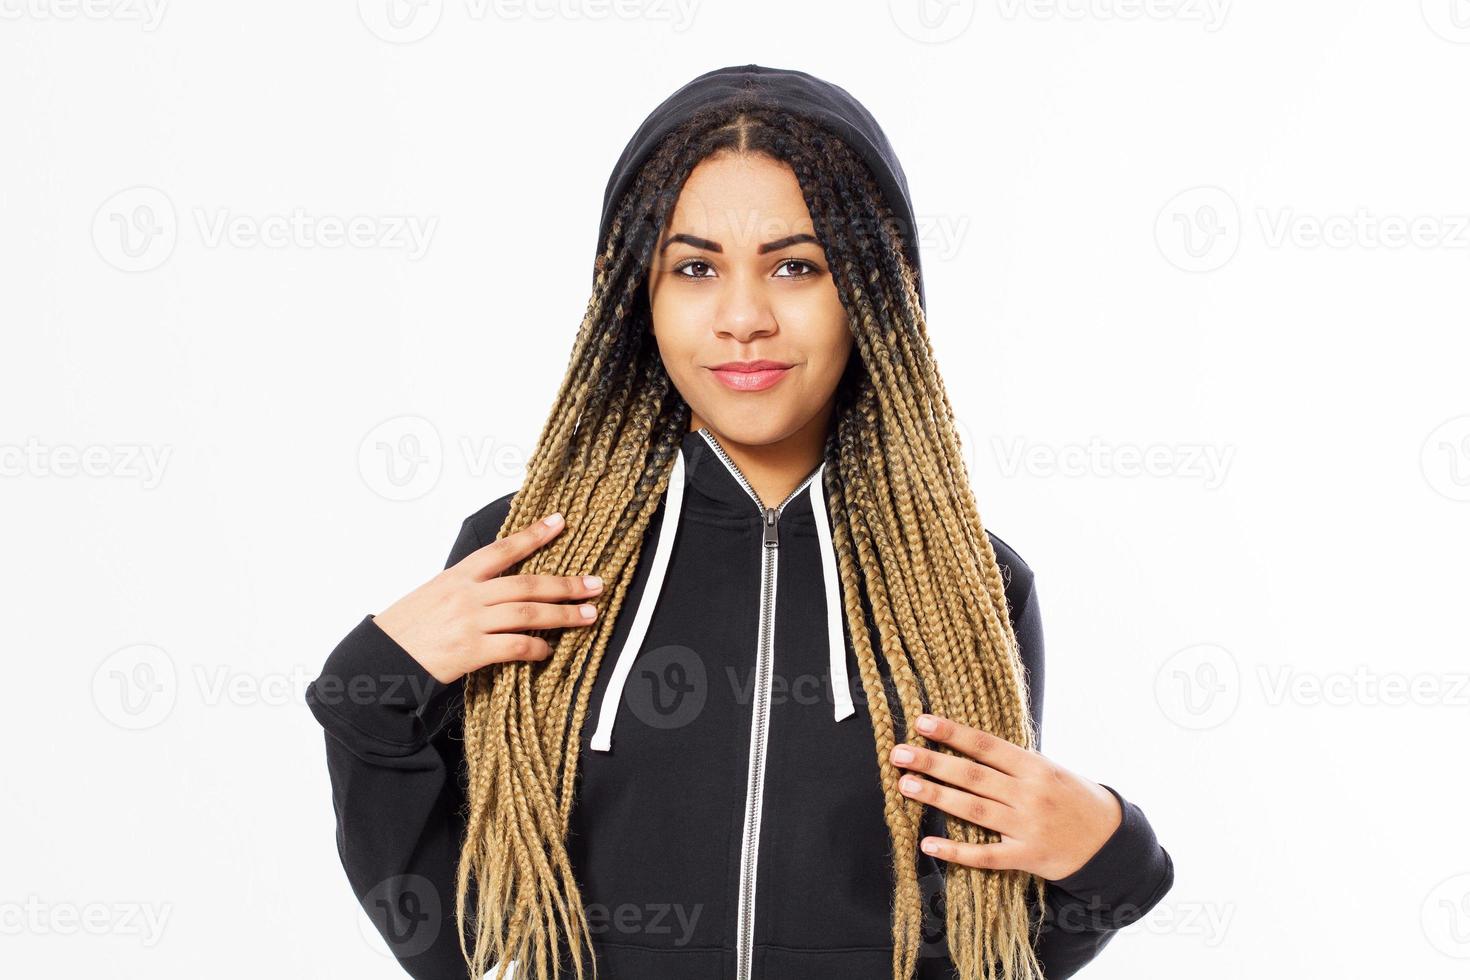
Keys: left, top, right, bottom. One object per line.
{"left": 697, "top": 427, "right": 823, "bottom": 980}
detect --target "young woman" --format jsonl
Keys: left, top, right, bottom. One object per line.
{"left": 307, "top": 64, "right": 1174, "bottom": 980}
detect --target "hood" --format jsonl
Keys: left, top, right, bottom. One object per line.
{"left": 597, "top": 62, "right": 927, "bottom": 311}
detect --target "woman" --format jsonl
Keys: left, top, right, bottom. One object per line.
{"left": 306, "top": 64, "right": 1174, "bottom": 980}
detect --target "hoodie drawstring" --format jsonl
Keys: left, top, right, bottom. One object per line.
{"left": 588, "top": 448, "right": 687, "bottom": 753}
{"left": 588, "top": 449, "right": 853, "bottom": 754}
{"left": 808, "top": 464, "right": 855, "bottom": 722}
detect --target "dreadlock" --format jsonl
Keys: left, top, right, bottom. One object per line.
{"left": 454, "top": 97, "right": 1046, "bottom": 980}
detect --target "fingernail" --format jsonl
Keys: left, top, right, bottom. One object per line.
{"left": 579, "top": 604, "right": 597, "bottom": 619}
{"left": 915, "top": 715, "right": 937, "bottom": 734}
{"left": 900, "top": 776, "right": 921, "bottom": 794}
{"left": 543, "top": 512, "right": 563, "bottom": 528}
{"left": 583, "top": 575, "right": 603, "bottom": 590}
{"left": 892, "top": 746, "right": 914, "bottom": 764}
{"left": 921, "top": 839, "right": 940, "bottom": 855}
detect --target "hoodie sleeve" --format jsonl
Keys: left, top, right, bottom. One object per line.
{"left": 305, "top": 496, "right": 514, "bottom": 980}
{"left": 1006, "top": 563, "right": 1176, "bottom": 978}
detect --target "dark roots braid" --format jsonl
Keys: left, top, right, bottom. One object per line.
{"left": 454, "top": 98, "right": 1045, "bottom": 980}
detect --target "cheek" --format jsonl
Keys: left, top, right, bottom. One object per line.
{"left": 814, "top": 311, "right": 854, "bottom": 377}
{"left": 646, "top": 305, "right": 701, "bottom": 375}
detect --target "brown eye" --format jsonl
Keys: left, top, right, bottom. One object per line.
{"left": 774, "top": 259, "right": 819, "bottom": 278}
{"left": 674, "top": 260, "right": 714, "bottom": 279}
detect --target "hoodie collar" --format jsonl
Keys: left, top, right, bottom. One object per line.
{"left": 588, "top": 426, "right": 855, "bottom": 753}
{"left": 681, "top": 426, "right": 820, "bottom": 521}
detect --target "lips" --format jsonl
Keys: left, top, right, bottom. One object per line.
{"left": 709, "top": 361, "right": 793, "bottom": 392}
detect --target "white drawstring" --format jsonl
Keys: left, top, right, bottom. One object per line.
{"left": 589, "top": 447, "right": 854, "bottom": 752}
{"left": 808, "top": 464, "right": 855, "bottom": 722}
{"left": 588, "top": 448, "right": 687, "bottom": 753}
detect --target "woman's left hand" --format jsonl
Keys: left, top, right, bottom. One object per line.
{"left": 890, "top": 712, "right": 1123, "bottom": 881}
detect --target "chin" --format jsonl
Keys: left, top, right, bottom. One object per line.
{"left": 696, "top": 405, "right": 805, "bottom": 448}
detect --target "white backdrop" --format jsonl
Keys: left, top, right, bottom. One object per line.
{"left": 4, "top": 2, "right": 1468, "bottom": 977}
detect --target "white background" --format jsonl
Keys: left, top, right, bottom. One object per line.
{"left": 4, "top": 1, "right": 1468, "bottom": 977}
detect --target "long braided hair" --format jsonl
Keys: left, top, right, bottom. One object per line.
{"left": 454, "top": 99, "right": 1045, "bottom": 980}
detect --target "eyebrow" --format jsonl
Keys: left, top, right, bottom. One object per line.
{"left": 658, "top": 232, "right": 821, "bottom": 254}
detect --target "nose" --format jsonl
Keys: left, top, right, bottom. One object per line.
{"left": 713, "top": 271, "right": 778, "bottom": 342}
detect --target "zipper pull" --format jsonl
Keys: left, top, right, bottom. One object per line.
{"left": 762, "top": 506, "right": 779, "bottom": 548}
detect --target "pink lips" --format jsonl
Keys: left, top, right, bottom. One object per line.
{"left": 709, "top": 362, "right": 792, "bottom": 392}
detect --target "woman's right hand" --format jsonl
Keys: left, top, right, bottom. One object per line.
{"left": 371, "top": 511, "right": 602, "bottom": 686}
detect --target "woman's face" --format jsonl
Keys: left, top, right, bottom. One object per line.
{"left": 646, "top": 150, "right": 853, "bottom": 448}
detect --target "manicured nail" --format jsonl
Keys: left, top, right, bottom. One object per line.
{"left": 543, "top": 512, "right": 563, "bottom": 528}
{"left": 583, "top": 575, "right": 603, "bottom": 590}
{"left": 915, "top": 714, "right": 937, "bottom": 734}
{"left": 892, "top": 746, "right": 914, "bottom": 765}
{"left": 900, "top": 776, "right": 921, "bottom": 794}
{"left": 579, "top": 604, "right": 597, "bottom": 619}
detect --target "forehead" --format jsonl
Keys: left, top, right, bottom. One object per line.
{"left": 666, "top": 151, "right": 816, "bottom": 243}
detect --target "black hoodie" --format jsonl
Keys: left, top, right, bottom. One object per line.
{"left": 306, "top": 64, "right": 1173, "bottom": 980}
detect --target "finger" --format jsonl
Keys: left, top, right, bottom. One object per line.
{"left": 477, "top": 599, "right": 600, "bottom": 637}
{"left": 919, "top": 834, "right": 1027, "bottom": 872}
{"left": 461, "top": 511, "right": 567, "bottom": 581}
{"left": 914, "top": 712, "right": 1033, "bottom": 777}
{"left": 476, "top": 573, "right": 604, "bottom": 606}
{"left": 889, "top": 743, "right": 1021, "bottom": 807}
{"left": 897, "top": 773, "right": 1025, "bottom": 838}
{"left": 473, "top": 632, "right": 554, "bottom": 666}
